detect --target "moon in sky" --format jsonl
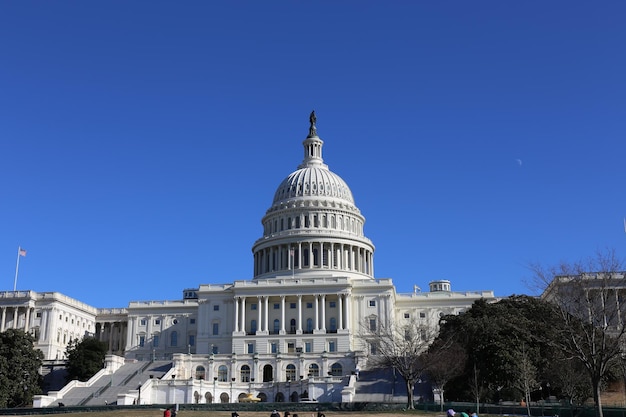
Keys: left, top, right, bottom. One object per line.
{"left": 516, "top": 159, "right": 523, "bottom": 167}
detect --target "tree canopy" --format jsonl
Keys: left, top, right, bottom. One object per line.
{"left": 0, "top": 329, "right": 44, "bottom": 408}
{"left": 65, "top": 336, "right": 108, "bottom": 382}
{"left": 435, "top": 295, "right": 572, "bottom": 403}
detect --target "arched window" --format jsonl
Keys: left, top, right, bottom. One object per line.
{"left": 286, "top": 364, "right": 296, "bottom": 381}
{"left": 273, "top": 319, "right": 280, "bottom": 334}
{"left": 241, "top": 365, "right": 250, "bottom": 382}
{"left": 170, "top": 331, "right": 178, "bottom": 347}
{"left": 313, "top": 248, "right": 319, "bottom": 267}
{"left": 220, "top": 392, "right": 229, "bottom": 403}
{"left": 263, "top": 364, "right": 273, "bottom": 382}
{"left": 218, "top": 365, "right": 228, "bottom": 382}
{"left": 205, "top": 392, "right": 213, "bottom": 404}
{"left": 308, "top": 363, "right": 319, "bottom": 377}
{"left": 195, "top": 365, "right": 206, "bottom": 380}
{"left": 306, "top": 318, "right": 313, "bottom": 333}
{"left": 330, "top": 363, "right": 342, "bottom": 376}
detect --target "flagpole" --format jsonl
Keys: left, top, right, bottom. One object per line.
{"left": 13, "top": 246, "right": 21, "bottom": 291}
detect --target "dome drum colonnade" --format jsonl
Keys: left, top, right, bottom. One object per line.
{"left": 252, "top": 113, "right": 375, "bottom": 279}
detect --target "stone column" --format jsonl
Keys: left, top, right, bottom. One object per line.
{"left": 1, "top": 307, "right": 6, "bottom": 332}
{"left": 338, "top": 295, "right": 343, "bottom": 330}
{"left": 264, "top": 296, "right": 269, "bottom": 333}
{"left": 321, "top": 295, "right": 326, "bottom": 332}
{"left": 297, "top": 295, "right": 302, "bottom": 334}
{"left": 280, "top": 296, "right": 286, "bottom": 334}
{"left": 234, "top": 298, "right": 240, "bottom": 333}
{"left": 345, "top": 294, "right": 352, "bottom": 331}
{"left": 314, "top": 295, "right": 319, "bottom": 331}
{"left": 241, "top": 297, "right": 246, "bottom": 333}
{"left": 257, "top": 296, "right": 262, "bottom": 333}
{"left": 24, "top": 307, "right": 31, "bottom": 332}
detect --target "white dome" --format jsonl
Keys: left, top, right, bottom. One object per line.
{"left": 272, "top": 166, "right": 355, "bottom": 206}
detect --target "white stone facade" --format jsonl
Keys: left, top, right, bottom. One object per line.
{"left": 25, "top": 114, "right": 496, "bottom": 404}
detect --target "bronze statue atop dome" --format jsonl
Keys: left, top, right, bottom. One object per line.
{"left": 308, "top": 110, "right": 317, "bottom": 137}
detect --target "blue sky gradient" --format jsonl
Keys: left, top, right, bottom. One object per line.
{"left": 1, "top": 2, "right": 625, "bottom": 307}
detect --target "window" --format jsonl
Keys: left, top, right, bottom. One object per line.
{"left": 306, "top": 302, "right": 313, "bottom": 308}
{"left": 273, "top": 319, "right": 280, "bottom": 334}
{"left": 172, "top": 318, "right": 178, "bottom": 325}
{"left": 213, "top": 305, "right": 219, "bottom": 311}
{"left": 369, "top": 318, "right": 377, "bottom": 332}
{"left": 195, "top": 366, "right": 206, "bottom": 380}
{"left": 273, "top": 303, "right": 280, "bottom": 309}
{"left": 404, "top": 313, "right": 410, "bottom": 319}
{"left": 369, "top": 300, "right": 376, "bottom": 307}
{"left": 170, "top": 331, "right": 178, "bottom": 347}
{"left": 329, "top": 301, "right": 336, "bottom": 308}
{"left": 153, "top": 335, "right": 159, "bottom": 347}
{"left": 271, "top": 342, "right": 278, "bottom": 354}
{"left": 36, "top": 312, "right": 41, "bottom": 318}
{"left": 287, "top": 342, "right": 295, "bottom": 353}
{"left": 250, "top": 320, "right": 257, "bottom": 334}
{"left": 330, "top": 363, "right": 342, "bottom": 376}
{"left": 328, "top": 340, "right": 336, "bottom": 352}
{"left": 212, "top": 323, "right": 219, "bottom": 335}
{"left": 286, "top": 364, "right": 296, "bottom": 381}
{"left": 290, "top": 303, "right": 296, "bottom": 309}
{"left": 251, "top": 304, "right": 257, "bottom": 310}
{"left": 218, "top": 365, "right": 228, "bottom": 382}
{"left": 370, "top": 343, "right": 378, "bottom": 355}
{"left": 212, "top": 345, "right": 218, "bottom": 354}
{"left": 290, "top": 319, "right": 296, "bottom": 333}
{"left": 247, "top": 343, "right": 255, "bottom": 354}
{"left": 419, "top": 312, "right": 426, "bottom": 318}
{"left": 306, "top": 318, "right": 313, "bottom": 333}
{"left": 241, "top": 365, "right": 251, "bottom": 382}
{"left": 139, "top": 335, "right": 145, "bottom": 347}
{"left": 308, "top": 363, "right": 319, "bottom": 377}
{"left": 330, "top": 317, "right": 337, "bottom": 332}
{"left": 155, "top": 319, "right": 161, "bottom": 325}
{"left": 304, "top": 341, "right": 312, "bottom": 353}
{"left": 188, "top": 335, "right": 195, "bottom": 346}
{"left": 190, "top": 318, "right": 196, "bottom": 324}
{"left": 140, "top": 319, "right": 147, "bottom": 326}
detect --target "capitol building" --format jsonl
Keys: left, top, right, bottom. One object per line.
{"left": 1, "top": 113, "right": 495, "bottom": 406}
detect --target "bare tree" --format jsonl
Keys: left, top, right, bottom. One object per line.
{"left": 424, "top": 340, "right": 467, "bottom": 411}
{"left": 510, "top": 343, "right": 538, "bottom": 417}
{"left": 530, "top": 248, "right": 626, "bottom": 417}
{"left": 360, "top": 318, "right": 436, "bottom": 409}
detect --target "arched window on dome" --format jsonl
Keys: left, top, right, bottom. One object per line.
{"left": 304, "top": 215, "right": 310, "bottom": 228}
{"left": 313, "top": 214, "right": 319, "bottom": 227}
{"left": 287, "top": 217, "right": 291, "bottom": 230}
{"left": 295, "top": 216, "right": 301, "bottom": 228}
{"left": 313, "top": 248, "right": 319, "bottom": 267}
{"left": 331, "top": 215, "right": 336, "bottom": 229}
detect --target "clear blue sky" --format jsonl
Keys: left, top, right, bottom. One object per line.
{"left": 1, "top": 2, "right": 625, "bottom": 308}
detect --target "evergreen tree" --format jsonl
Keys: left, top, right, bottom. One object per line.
{"left": 0, "top": 329, "right": 44, "bottom": 408}
{"left": 65, "top": 336, "right": 108, "bottom": 382}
